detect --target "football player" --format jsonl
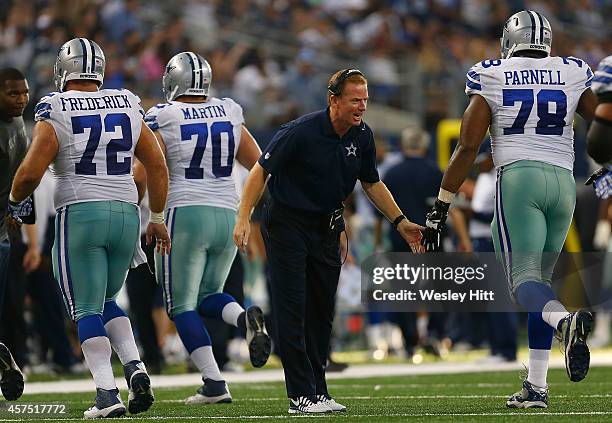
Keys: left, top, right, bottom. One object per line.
{"left": 586, "top": 55, "right": 612, "bottom": 199}
{"left": 421, "top": 11, "right": 597, "bottom": 408}
{"left": 10, "top": 38, "right": 170, "bottom": 418}
{"left": 145, "top": 52, "right": 271, "bottom": 404}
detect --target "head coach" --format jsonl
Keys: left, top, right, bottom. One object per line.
{"left": 233, "top": 69, "right": 425, "bottom": 414}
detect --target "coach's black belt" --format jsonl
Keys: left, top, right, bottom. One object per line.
{"left": 269, "top": 200, "right": 345, "bottom": 236}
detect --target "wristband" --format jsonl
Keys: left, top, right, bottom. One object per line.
{"left": 392, "top": 214, "right": 407, "bottom": 229}
{"left": 149, "top": 211, "right": 165, "bottom": 224}
{"left": 438, "top": 188, "right": 455, "bottom": 204}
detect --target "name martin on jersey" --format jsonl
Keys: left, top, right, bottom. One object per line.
{"left": 503, "top": 69, "right": 565, "bottom": 86}
{"left": 181, "top": 104, "right": 227, "bottom": 120}
{"left": 60, "top": 94, "right": 133, "bottom": 111}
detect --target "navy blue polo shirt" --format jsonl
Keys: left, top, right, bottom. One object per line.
{"left": 259, "top": 108, "right": 379, "bottom": 214}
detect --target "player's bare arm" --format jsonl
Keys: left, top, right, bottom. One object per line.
{"left": 587, "top": 102, "right": 612, "bottom": 164}
{"left": 234, "top": 162, "right": 267, "bottom": 252}
{"left": 11, "top": 121, "right": 59, "bottom": 201}
{"left": 576, "top": 88, "right": 597, "bottom": 123}
{"left": 440, "top": 94, "right": 491, "bottom": 193}
{"left": 133, "top": 158, "right": 147, "bottom": 204}
{"left": 236, "top": 125, "right": 262, "bottom": 170}
{"left": 152, "top": 130, "right": 167, "bottom": 156}
{"left": 135, "top": 120, "right": 171, "bottom": 253}
{"left": 421, "top": 94, "right": 490, "bottom": 251}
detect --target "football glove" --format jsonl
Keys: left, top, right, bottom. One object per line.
{"left": 585, "top": 166, "right": 612, "bottom": 200}
{"left": 421, "top": 199, "right": 450, "bottom": 252}
{"left": 7, "top": 196, "right": 33, "bottom": 224}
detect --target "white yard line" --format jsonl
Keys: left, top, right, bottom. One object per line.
{"left": 2, "top": 411, "right": 612, "bottom": 421}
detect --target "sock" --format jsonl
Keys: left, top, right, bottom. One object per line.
{"left": 542, "top": 300, "right": 570, "bottom": 331}
{"left": 190, "top": 346, "right": 223, "bottom": 381}
{"left": 102, "top": 301, "right": 141, "bottom": 364}
{"left": 198, "top": 293, "right": 237, "bottom": 321}
{"left": 101, "top": 300, "right": 126, "bottom": 324}
{"left": 525, "top": 312, "right": 553, "bottom": 388}
{"left": 528, "top": 312, "right": 554, "bottom": 349}
{"left": 174, "top": 311, "right": 212, "bottom": 353}
{"left": 105, "top": 316, "right": 141, "bottom": 365}
{"left": 221, "top": 302, "right": 245, "bottom": 328}
{"left": 78, "top": 315, "right": 115, "bottom": 390}
{"left": 515, "top": 281, "right": 556, "bottom": 312}
{"left": 526, "top": 348, "right": 550, "bottom": 388}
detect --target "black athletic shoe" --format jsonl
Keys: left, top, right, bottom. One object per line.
{"left": 0, "top": 343, "right": 24, "bottom": 401}
{"left": 124, "top": 360, "right": 154, "bottom": 414}
{"left": 245, "top": 306, "right": 271, "bottom": 368}
{"left": 557, "top": 311, "right": 594, "bottom": 382}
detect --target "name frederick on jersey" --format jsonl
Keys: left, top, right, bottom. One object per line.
{"left": 504, "top": 69, "right": 566, "bottom": 86}
{"left": 60, "top": 94, "right": 133, "bottom": 111}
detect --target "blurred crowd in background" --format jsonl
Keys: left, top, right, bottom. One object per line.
{"left": 2, "top": 0, "right": 611, "bottom": 127}
{"left": 0, "top": 0, "right": 611, "bottom": 377}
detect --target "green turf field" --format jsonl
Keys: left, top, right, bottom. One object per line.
{"left": 2, "top": 366, "right": 612, "bottom": 422}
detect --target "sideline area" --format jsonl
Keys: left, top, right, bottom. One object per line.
{"left": 24, "top": 352, "right": 612, "bottom": 395}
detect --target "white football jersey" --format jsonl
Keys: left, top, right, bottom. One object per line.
{"left": 592, "top": 55, "right": 612, "bottom": 96}
{"left": 34, "top": 89, "right": 143, "bottom": 209}
{"left": 465, "top": 56, "right": 593, "bottom": 171}
{"left": 145, "top": 97, "right": 244, "bottom": 210}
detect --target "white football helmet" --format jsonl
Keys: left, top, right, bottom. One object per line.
{"left": 54, "top": 38, "right": 105, "bottom": 91}
{"left": 501, "top": 10, "right": 552, "bottom": 59}
{"left": 162, "top": 52, "right": 212, "bottom": 102}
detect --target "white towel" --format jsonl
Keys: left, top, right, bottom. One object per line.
{"left": 130, "top": 204, "right": 148, "bottom": 269}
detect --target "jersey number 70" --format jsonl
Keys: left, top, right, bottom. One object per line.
{"left": 180, "top": 121, "right": 235, "bottom": 179}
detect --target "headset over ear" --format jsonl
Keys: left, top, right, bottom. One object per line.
{"left": 327, "top": 68, "right": 364, "bottom": 96}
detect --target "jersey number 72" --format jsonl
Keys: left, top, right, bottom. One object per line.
{"left": 73, "top": 113, "right": 132, "bottom": 175}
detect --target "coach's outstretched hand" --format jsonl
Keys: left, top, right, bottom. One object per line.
{"left": 397, "top": 219, "right": 426, "bottom": 254}
{"left": 146, "top": 222, "right": 171, "bottom": 255}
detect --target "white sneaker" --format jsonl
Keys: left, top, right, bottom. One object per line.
{"left": 288, "top": 396, "right": 332, "bottom": 414}
{"left": 83, "top": 388, "right": 126, "bottom": 419}
{"left": 317, "top": 394, "right": 347, "bottom": 412}
{"left": 185, "top": 379, "right": 232, "bottom": 404}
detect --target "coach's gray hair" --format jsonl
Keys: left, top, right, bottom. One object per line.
{"left": 401, "top": 127, "right": 430, "bottom": 153}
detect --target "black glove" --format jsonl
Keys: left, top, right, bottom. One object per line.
{"left": 585, "top": 167, "right": 608, "bottom": 186}
{"left": 7, "top": 196, "right": 33, "bottom": 224}
{"left": 421, "top": 199, "right": 450, "bottom": 252}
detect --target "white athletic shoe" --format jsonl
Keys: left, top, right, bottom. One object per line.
{"left": 288, "top": 396, "right": 332, "bottom": 414}
{"left": 83, "top": 388, "right": 126, "bottom": 419}
{"left": 185, "top": 378, "right": 232, "bottom": 404}
{"left": 506, "top": 380, "right": 548, "bottom": 409}
{"left": 317, "top": 394, "right": 347, "bottom": 412}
